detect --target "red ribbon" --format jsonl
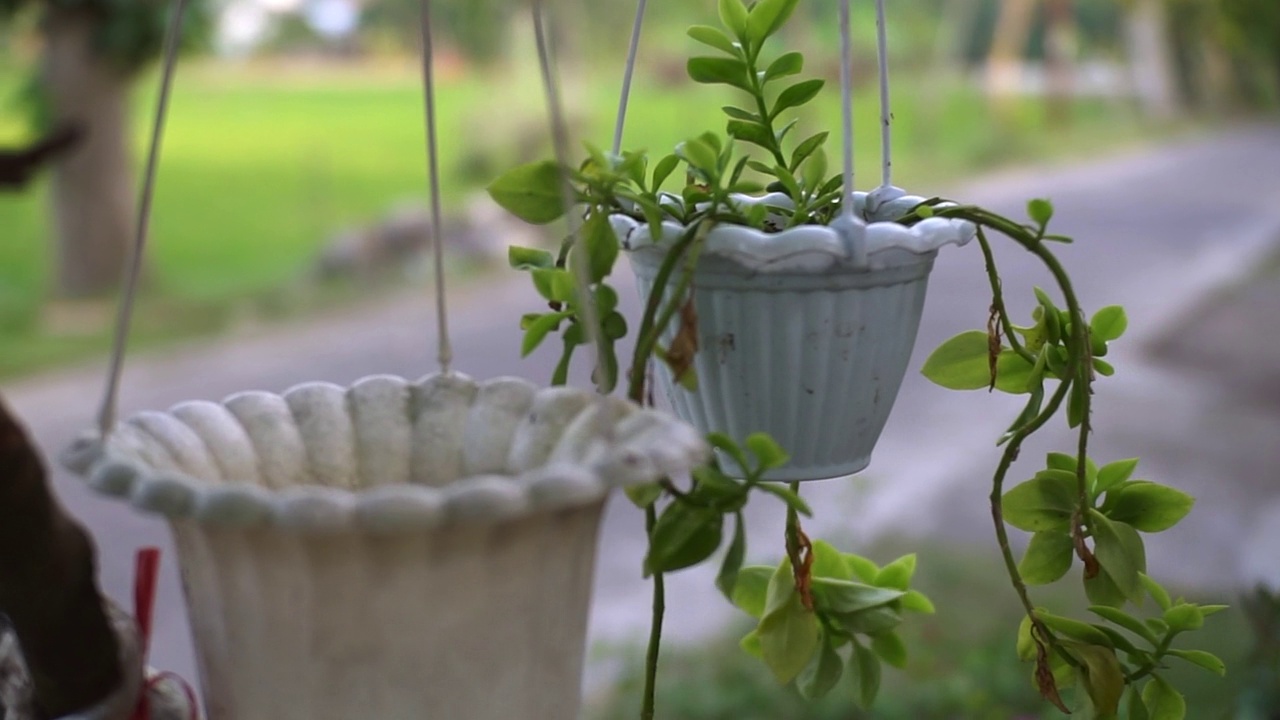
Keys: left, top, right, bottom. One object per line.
{"left": 128, "top": 548, "right": 199, "bottom": 720}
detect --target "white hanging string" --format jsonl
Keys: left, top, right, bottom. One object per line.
{"left": 418, "top": 0, "right": 453, "bottom": 374}
{"left": 96, "top": 0, "right": 189, "bottom": 438}
{"left": 874, "top": 0, "right": 893, "bottom": 189}
{"left": 610, "top": 0, "right": 649, "bottom": 156}
{"left": 839, "top": 0, "right": 855, "bottom": 220}
{"left": 531, "top": 0, "right": 609, "bottom": 396}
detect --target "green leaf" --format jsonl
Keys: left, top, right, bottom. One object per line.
{"left": 521, "top": 311, "right": 569, "bottom": 357}
{"left": 1167, "top": 648, "right": 1225, "bottom": 676}
{"left": 900, "top": 589, "right": 936, "bottom": 614}
{"left": 811, "top": 578, "right": 904, "bottom": 613}
{"left": 1090, "top": 510, "right": 1146, "bottom": 603}
{"left": 1019, "top": 530, "right": 1075, "bottom": 585}
{"left": 1091, "top": 306, "right": 1129, "bottom": 342}
{"left": 1094, "top": 358, "right": 1116, "bottom": 376}
{"left": 789, "top": 131, "right": 828, "bottom": 173}
{"left": 1075, "top": 644, "right": 1126, "bottom": 716}
{"left": 722, "top": 105, "right": 759, "bottom": 122}
{"left": 508, "top": 245, "right": 555, "bottom": 270}
{"left": 763, "top": 559, "right": 796, "bottom": 618}
{"left": 755, "top": 483, "right": 812, "bottom": 515}
{"left": 1085, "top": 570, "right": 1128, "bottom": 609}
{"left": 845, "top": 554, "right": 879, "bottom": 584}
{"left": 809, "top": 540, "right": 852, "bottom": 580}
{"left": 832, "top": 606, "right": 902, "bottom": 636}
{"left": 1163, "top": 603, "right": 1204, "bottom": 633}
{"left": 871, "top": 631, "right": 908, "bottom": 669}
{"left": 994, "top": 349, "right": 1041, "bottom": 393}
{"left": 1200, "top": 604, "right": 1229, "bottom": 617}
{"left": 730, "top": 566, "right": 774, "bottom": 618}
{"left": 1089, "top": 606, "right": 1159, "bottom": 645}
{"left": 746, "top": 0, "right": 799, "bottom": 45}
{"left": 687, "top": 56, "right": 752, "bottom": 92}
{"left": 1128, "top": 686, "right": 1151, "bottom": 720}
{"left": 651, "top": 153, "right": 680, "bottom": 192}
{"left": 726, "top": 119, "right": 774, "bottom": 149}
{"left": 531, "top": 267, "right": 576, "bottom": 302}
{"left": 1002, "top": 471, "right": 1079, "bottom": 532}
{"left": 874, "top": 554, "right": 917, "bottom": 590}
{"left": 1067, "top": 380, "right": 1088, "bottom": 428}
{"left": 764, "top": 51, "right": 804, "bottom": 83}
{"left": 1036, "top": 610, "right": 1115, "bottom": 647}
{"left": 746, "top": 432, "right": 789, "bottom": 472}
{"left": 486, "top": 160, "right": 566, "bottom": 225}
{"left": 718, "top": 0, "right": 749, "bottom": 37}
{"left": 920, "top": 331, "right": 992, "bottom": 390}
{"left": 1028, "top": 198, "right": 1055, "bottom": 226}
{"left": 758, "top": 592, "right": 820, "bottom": 683}
{"left": 771, "top": 79, "right": 825, "bottom": 118}
{"left": 676, "top": 136, "right": 721, "bottom": 175}
{"left": 851, "top": 639, "right": 882, "bottom": 708}
{"left": 1142, "top": 676, "right": 1186, "bottom": 720}
{"left": 1105, "top": 482, "right": 1195, "bottom": 533}
{"left": 707, "top": 432, "right": 751, "bottom": 474}
{"left": 1140, "top": 573, "right": 1173, "bottom": 611}
{"left": 579, "top": 212, "right": 618, "bottom": 283}
{"left": 716, "top": 512, "right": 747, "bottom": 600}
{"left": 602, "top": 311, "right": 627, "bottom": 341}
{"left": 1095, "top": 458, "right": 1139, "bottom": 495}
{"left": 795, "top": 637, "right": 843, "bottom": 700}
{"left": 624, "top": 482, "right": 662, "bottom": 508}
{"left": 800, "top": 149, "right": 827, "bottom": 193}
{"left": 645, "top": 502, "right": 724, "bottom": 574}
{"left": 740, "top": 628, "right": 763, "bottom": 658}
{"left": 687, "top": 24, "right": 739, "bottom": 55}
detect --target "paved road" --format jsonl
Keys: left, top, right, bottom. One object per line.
{"left": 5, "top": 124, "right": 1280, "bottom": 693}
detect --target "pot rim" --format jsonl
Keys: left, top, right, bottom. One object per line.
{"left": 61, "top": 373, "right": 706, "bottom": 534}
{"left": 612, "top": 186, "right": 974, "bottom": 273}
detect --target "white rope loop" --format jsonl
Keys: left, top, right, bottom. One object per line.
{"left": 418, "top": 0, "right": 453, "bottom": 374}
{"left": 96, "top": 0, "right": 189, "bottom": 439}
{"left": 839, "top": 0, "right": 855, "bottom": 220}
{"left": 875, "top": 0, "right": 893, "bottom": 189}
{"left": 611, "top": 0, "right": 649, "bottom": 156}
{"left": 531, "top": 0, "right": 610, "bottom": 398}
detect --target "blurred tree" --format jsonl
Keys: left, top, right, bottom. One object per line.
{"left": 362, "top": 0, "right": 515, "bottom": 67}
{"left": 0, "top": 0, "right": 210, "bottom": 298}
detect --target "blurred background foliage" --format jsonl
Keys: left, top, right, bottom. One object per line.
{"left": 0, "top": 0, "right": 1276, "bottom": 377}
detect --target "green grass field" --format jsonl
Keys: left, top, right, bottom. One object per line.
{"left": 0, "top": 56, "right": 1161, "bottom": 379}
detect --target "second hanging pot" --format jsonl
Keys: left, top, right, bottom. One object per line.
{"left": 614, "top": 190, "right": 974, "bottom": 481}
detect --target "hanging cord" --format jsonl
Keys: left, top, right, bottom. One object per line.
{"left": 610, "top": 0, "right": 648, "bottom": 156}
{"left": 531, "top": 0, "right": 610, "bottom": 398}
{"left": 418, "top": 0, "right": 453, "bottom": 374}
{"left": 839, "top": 0, "right": 855, "bottom": 220}
{"left": 874, "top": 0, "right": 893, "bottom": 189}
{"left": 96, "top": 0, "right": 189, "bottom": 439}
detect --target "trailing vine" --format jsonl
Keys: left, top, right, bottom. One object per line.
{"left": 488, "top": 0, "right": 1224, "bottom": 717}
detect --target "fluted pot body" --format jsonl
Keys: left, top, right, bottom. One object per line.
{"left": 63, "top": 373, "right": 705, "bottom": 720}
{"left": 615, "top": 189, "right": 974, "bottom": 481}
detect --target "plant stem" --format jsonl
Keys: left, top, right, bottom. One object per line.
{"left": 641, "top": 503, "right": 664, "bottom": 720}
{"left": 976, "top": 228, "right": 1034, "bottom": 363}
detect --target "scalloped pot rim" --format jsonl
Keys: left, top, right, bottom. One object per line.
{"left": 612, "top": 188, "right": 976, "bottom": 273}
{"left": 60, "top": 373, "right": 707, "bottom": 534}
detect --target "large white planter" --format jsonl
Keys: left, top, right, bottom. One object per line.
{"left": 614, "top": 188, "right": 973, "bottom": 481}
{"left": 62, "top": 373, "right": 705, "bottom": 720}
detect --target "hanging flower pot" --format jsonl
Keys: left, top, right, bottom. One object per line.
{"left": 62, "top": 373, "right": 705, "bottom": 720}
{"left": 612, "top": 188, "right": 973, "bottom": 481}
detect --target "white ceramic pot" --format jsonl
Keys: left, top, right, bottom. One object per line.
{"left": 613, "top": 187, "right": 973, "bottom": 481}
{"left": 63, "top": 373, "right": 705, "bottom": 720}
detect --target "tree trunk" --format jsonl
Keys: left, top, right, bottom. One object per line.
{"left": 1043, "top": 0, "right": 1076, "bottom": 127}
{"left": 1123, "top": 0, "right": 1180, "bottom": 119}
{"left": 41, "top": 6, "right": 136, "bottom": 299}
{"left": 986, "top": 0, "right": 1037, "bottom": 98}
